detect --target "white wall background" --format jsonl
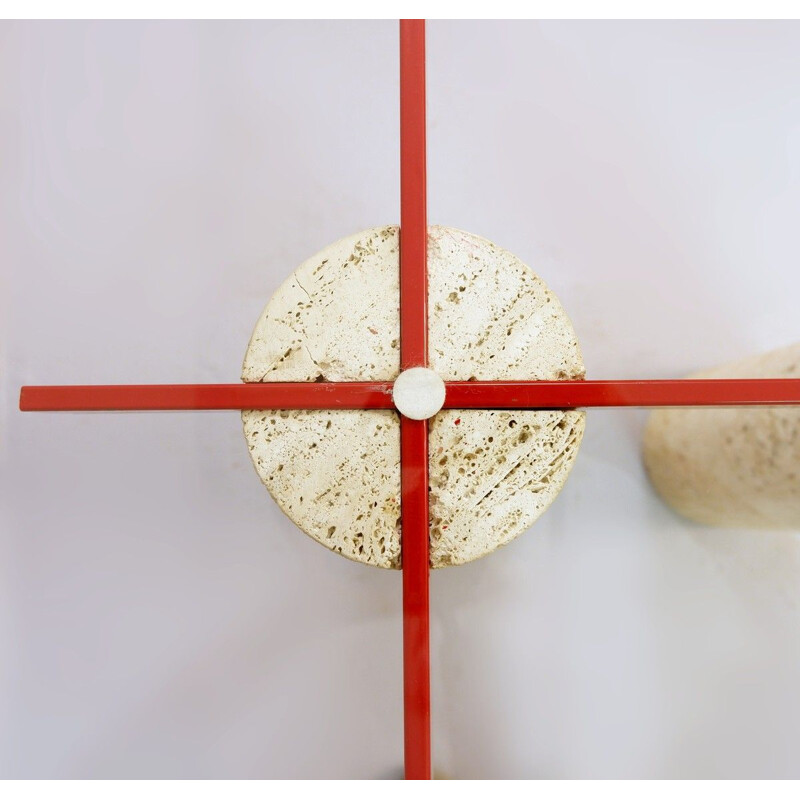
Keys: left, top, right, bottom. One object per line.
{"left": 2, "top": 20, "right": 800, "bottom": 778}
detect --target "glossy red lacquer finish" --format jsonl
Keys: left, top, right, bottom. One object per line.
{"left": 399, "top": 415, "right": 431, "bottom": 779}
{"left": 399, "top": 18, "right": 432, "bottom": 781}
{"left": 21, "top": 379, "right": 800, "bottom": 413}
{"left": 443, "top": 379, "right": 800, "bottom": 409}
{"left": 19, "top": 383, "right": 395, "bottom": 412}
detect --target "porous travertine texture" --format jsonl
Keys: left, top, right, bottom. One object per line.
{"left": 243, "top": 227, "right": 402, "bottom": 568}
{"left": 426, "top": 226, "right": 585, "bottom": 566}
{"left": 244, "top": 408, "right": 402, "bottom": 567}
{"left": 643, "top": 343, "right": 800, "bottom": 528}
{"left": 427, "top": 226, "right": 584, "bottom": 383}
{"left": 243, "top": 226, "right": 585, "bottom": 568}
{"left": 428, "top": 410, "right": 584, "bottom": 566}
{"left": 242, "top": 227, "right": 400, "bottom": 383}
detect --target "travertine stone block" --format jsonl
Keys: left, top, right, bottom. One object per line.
{"left": 643, "top": 344, "right": 800, "bottom": 528}
{"left": 243, "top": 226, "right": 585, "bottom": 567}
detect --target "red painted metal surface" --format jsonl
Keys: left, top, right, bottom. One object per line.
{"left": 400, "top": 416, "right": 431, "bottom": 780}
{"left": 400, "top": 19, "right": 428, "bottom": 372}
{"left": 444, "top": 379, "right": 800, "bottom": 409}
{"left": 21, "top": 378, "right": 800, "bottom": 414}
{"left": 21, "top": 379, "right": 800, "bottom": 414}
{"left": 19, "top": 382, "right": 394, "bottom": 412}
{"left": 399, "top": 18, "right": 432, "bottom": 780}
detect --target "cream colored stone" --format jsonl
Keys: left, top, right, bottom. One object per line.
{"left": 643, "top": 343, "right": 800, "bottom": 528}
{"left": 242, "top": 225, "right": 585, "bottom": 568}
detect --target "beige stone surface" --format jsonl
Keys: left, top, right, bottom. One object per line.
{"left": 643, "top": 343, "right": 800, "bottom": 528}
{"left": 242, "top": 226, "right": 585, "bottom": 568}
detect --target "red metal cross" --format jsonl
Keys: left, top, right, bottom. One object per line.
{"left": 18, "top": 20, "right": 800, "bottom": 780}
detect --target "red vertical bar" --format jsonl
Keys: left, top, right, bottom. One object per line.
{"left": 399, "top": 18, "right": 432, "bottom": 780}
{"left": 400, "top": 416, "right": 431, "bottom": 780}
{"left": 400, "top": 18, "right": 428, "bottom": 370}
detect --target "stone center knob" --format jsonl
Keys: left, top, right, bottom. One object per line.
{"left": 392, "top": 367, "right": 446, "bottom": 420}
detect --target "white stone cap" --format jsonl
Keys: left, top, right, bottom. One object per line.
{"left": 392, "top": 367, "right": 446, "bottom": 420}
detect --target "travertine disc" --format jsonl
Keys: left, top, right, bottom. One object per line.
{"left": 242, "top": 226, "right": 585, "bottom": 568}
{"left": 643, "top": 343, "right": 800, "bottom": 528}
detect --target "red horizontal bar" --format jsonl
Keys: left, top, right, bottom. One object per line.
{"left": 19, "top": 383, "right": 394, "bottom": 412}
{"left": 21, "top": 379, "right": 800, "bottom": 414}
{"left": 444, "top": 379, "right": 800, "bottom": 409}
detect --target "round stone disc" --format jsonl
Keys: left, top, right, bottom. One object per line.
{"left": 242, "top": 226, "right": 585, "bottom": 568}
